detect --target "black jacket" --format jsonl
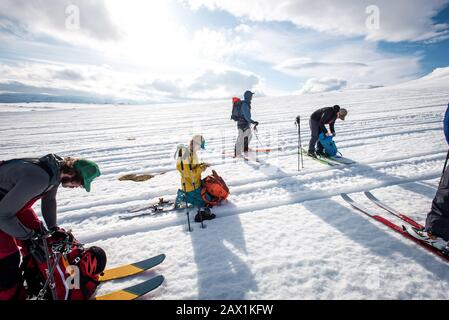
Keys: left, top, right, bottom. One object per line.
{"left": 310, "top": 105, "right": 340, "bottom": 134}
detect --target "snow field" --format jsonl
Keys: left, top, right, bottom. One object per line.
{"left": 1, "top": 74, "right": 449, "bottom": 299}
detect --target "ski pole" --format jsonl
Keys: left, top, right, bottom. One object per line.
{"left": 295, "top": 116, "right": 299, "bottom": 171}
{"left": 295, "top": 116, "right": 304, "bottom": 170}
{"left": 38, "top": 251, "right": 63, "bottom": 300}
{"left": 299, "top": 116, "right": 304, "bottom": 169}
{"left": 38, "top": 226, "right": 58, "bottom": 300}
{"left": 254, "top": 124, "right": 260, "bottom": 158}
{"left": 183, "top": 180, "right": 193, "bottom": 232}
{"left": 440, "top": 149, "right": 449, "bottom": 185}
{"left": 189, "top": 154, "right": 205, "bottom": 229}
{"left": 38, "top": 235, "right": 74, "bottom": 300}
{"left": 180, "top": 157, "right": 192, "bottom": 232}
{"left": 253, "top": 125, "right": 267, "bottom": 149}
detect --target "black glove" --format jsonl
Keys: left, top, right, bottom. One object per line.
{"left": 49, "top": 227, "right": 74, "bottom": 243}
{"left": 29, "top": 223, "right": 49, "bottom": 241}
{"left": 253, "top": 121, "right": 259, "bottom": 127}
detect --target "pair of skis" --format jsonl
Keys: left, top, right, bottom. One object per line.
{"left": 222, "top": 148, "right": 278, "bottom": 157}
{"left": 121, "top": 198, "right": 191, "bottom": 220}
{"left": 94, "top": 253, "right": 166, "bottom": 300}
{"left": 127, "top": 198, "right": 175, "bottom": 213}
{"left": 300, "top": 148, "right": 355, "bottom": 166}
{"left": 341, "top": 192, "right": 449, "bottom": 262}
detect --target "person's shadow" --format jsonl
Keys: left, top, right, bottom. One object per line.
{"left": 189, "top": 201, "right": 257, "bottom": 299}
{"left": 244, "top": 152, "right": 449, "bottom": 288}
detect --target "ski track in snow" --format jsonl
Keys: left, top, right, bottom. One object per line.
{"left": 1, "top": 82, "right": 449, "bottom": 299}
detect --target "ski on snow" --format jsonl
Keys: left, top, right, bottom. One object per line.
{"left": 300, "top": 148, "right": 356, "bottom": 166}
{"left": 221, "top": 147, "right": 281, "bottom": 157}
{"left": 94, "top": 254, "right": 166, "bottom": 300}
{"left": 95, "top": 275, "right": 164, "bottom": 300}
{"left": 300, "top": 148, "right": 339, "bottom": 166}
{"left": 127, "top": 198, "right": 175, "bottom": 213}
{"left": 99, "top": 254, "right": 166, "bottom": 282}
{"left": 363, "top": 191, "right": 424, "bottom": 229}
{"left": 327, "top": 155, "right": 356, "bottom": 165}
{"left": 340, "top": 193, "right": 449, "bottom": 262}
{"left": 121, "top": 199, "right": 192, "bottom": 220}
{"left": 363, "top": 191, "right": 449, "bottom": 253}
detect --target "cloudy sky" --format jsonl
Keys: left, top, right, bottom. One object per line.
{"left": 0, "top": 0, "right": 448, "bottom": 103}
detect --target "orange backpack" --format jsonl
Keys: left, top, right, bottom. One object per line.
{"left": 201, "top": 170, "right": 229, "bottom": 206}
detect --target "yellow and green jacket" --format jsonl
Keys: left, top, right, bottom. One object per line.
{"left": 176, "top": 148, "right": 206, "bottom": 193}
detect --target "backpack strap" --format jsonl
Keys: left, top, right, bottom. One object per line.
{"left": 1, "top": 156, "right": 60, "bottom": 196}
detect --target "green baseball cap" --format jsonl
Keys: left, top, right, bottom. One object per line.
{"left": 73, "top": 159, "right": 101, "bottom": 192}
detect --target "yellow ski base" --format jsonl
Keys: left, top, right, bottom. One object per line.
{"left": 94, "top": 275, "right": 164, "bottom": 300}
{"left": 99, "top": 265, "right": 142, "bottom": 282}
{"left": 94, "top": 290, "right": 137, "bottom": 300}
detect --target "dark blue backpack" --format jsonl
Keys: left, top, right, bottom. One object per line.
{"left": 231, "top": 97, "right": 243, "bottom": 121}
{"left": 319, "top": 133, "right": 338, "bottom": 157}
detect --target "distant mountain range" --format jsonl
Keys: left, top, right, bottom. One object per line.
{"left": 1, "top": 66, "right": 448, "bottom": 104}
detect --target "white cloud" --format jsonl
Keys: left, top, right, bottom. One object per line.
{"left": 0, "top": 0, "right": 119, "bottom": 43}
{"left": 0, "top": 60, "right": 260, "bottom": 102}
{"left": 273, "top": 41, "right": 423, "bottom": 88}
{"left": 182, "top": 0, "right": 449, "bottom": 42}
{"left": 299, "top": 77, "right": 347, "bottom": 94}
{"left": 53, "top": 69, "right": 85, "bottom": 81}
{"left": 138, "top": 69, "right": 260, "bottom": 100}
{"left": 192, "top": 28, "right": 240, "bottom": 60}
{"left": 0, "top": 1, "right": 441, "bottom": 102}
{"left": 188, "top": 70, "right": 259, "bottom": 95}
{"left": 276, "top": 58, "right": 368, "bottom": 71}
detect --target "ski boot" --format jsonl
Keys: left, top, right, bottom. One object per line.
{"left": 316, "top": 150, "right": 327, "bottom": 158}
{"left": 195, "top": 208, "right": 216, "bottom": 223}
{"left": 307, "top": 151, "right": 317, "bottom": 159}
{"left": 406, "top": 227, "right": 449, "bottom": 252}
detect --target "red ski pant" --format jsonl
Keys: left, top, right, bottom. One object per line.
{"left": 0, "top": 200, "right": 41, "bottom": 300}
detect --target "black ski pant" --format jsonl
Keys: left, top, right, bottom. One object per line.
{"left": 308, "top": 119, "right": 323, "bottom": 153}
{"left": 425, "top": 164, "right": 449, "bottom": 240}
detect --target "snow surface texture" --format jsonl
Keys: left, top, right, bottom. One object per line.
{"left": 1, "top": 71, "right": 449, "bottom": 299}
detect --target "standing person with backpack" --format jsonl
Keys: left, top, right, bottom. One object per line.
{"left": 308, "top": 105, "right": 347, "bottom": 158}
{"left": 232, "top": 90, "right": 259, "bottom": 157}
{"left": 0, "top": 154, "right": 101, "bottom": 300}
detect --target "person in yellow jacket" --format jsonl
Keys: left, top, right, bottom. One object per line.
{"left": 174, "top": 135, "right": 215, "bottom": 221}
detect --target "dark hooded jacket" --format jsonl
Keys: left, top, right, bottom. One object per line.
{"left": 310, "top": 105, "right": 340, "bottom": 134}
{"left": 237, "top": 91, "right": 256, "bottom": 130}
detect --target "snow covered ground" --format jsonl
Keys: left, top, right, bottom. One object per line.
{"left": 1, "top": 68, "right": 449, "bottom": 299}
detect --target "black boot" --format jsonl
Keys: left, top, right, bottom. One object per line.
{"left": 195, "top": 208, "right": 216, "bottom": 222}
{"left": 316, "top": 149, "right": 326, "bottom": 157}
{"left": 307, "top": 150, "right": 317, "bottom": 158}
